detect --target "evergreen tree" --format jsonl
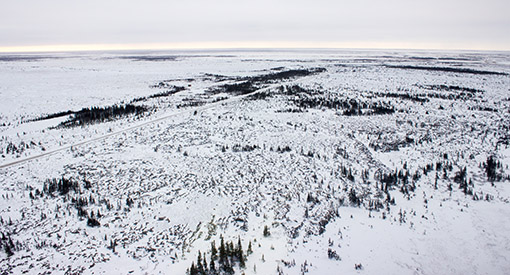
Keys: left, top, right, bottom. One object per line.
{"left": 263, "top": 225, "right": 271, "bottom": 237}
{"left": 230, "top": 241, "right": 235, "bottom": 257}
{"left": 222, "top": 256, "right": 233, "bottom": 274}
{"left": 203, "top": 257, "right": 208, "bottom": 274}
{"left": 247, "top": 241, "right": 253, "bottom": 255}
{"left": 4, "top": 244, "right": 13, "bottom": 257}
{"left": 211, "top": 240, "right": 218, "bottom": 261}
{"left": 239, "top": 249, "right": 246, "bottom": 268}
{"left": 189, "top": 262, "right": 197, "bottom": 275}
{"left": 236, "top": 237, "right": 245, "bottom": 268}
{"left": 196, "top": 251, "right": 204, "bottom": 274}
{"left": 486, "top": 156, "right": 500, "bottom": 181}
{"left": 210, "top": 259, "right": 216, "bottom": 274}
{"left": 434, "top": 172, "right": 438, "bottom": 189}
{"left": 236, "top": 237, "right": 242, "bottom": 257}
{"left": 219, "top": 235, "right": 226, "bottom": 266}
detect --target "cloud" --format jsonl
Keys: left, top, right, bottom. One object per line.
{"left": 0, "top": 0, "right": 509, "bottom": 51}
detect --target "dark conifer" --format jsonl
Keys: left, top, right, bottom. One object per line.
{"left": 227, "top": 241, "right": 234, "bottom": 258}
{"left": 210, "top": 259, "right": 216, "bottom": 274}
{"left": 196, "top": 251, "right": 204, "bottom": 274}
{"left": 211, "top": 240, "right": 218, "bottom": 261}
{"left": 236, "top": 237, "right": 245, "bottom": 268}
{"left": 203, "top": 257, "right": 208, "bottom": 274}
{"left": 189, "top": 262, "right": 198, "bottom": 275}
{"left": 263, "top": 225, "right": 271, "bottom": 237}
{"left": 219, "top": 235, "right": 226, "bottom": 265}
{"left": 247, "top": 241, "right": 253, "bottom": 255}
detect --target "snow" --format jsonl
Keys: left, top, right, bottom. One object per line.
{"left": 1, "top": 49, "right": 510, "bottom": 274}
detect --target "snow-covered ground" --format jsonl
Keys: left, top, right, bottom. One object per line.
{"left": 0, "top": 49, "right": 509, "bottom": 274}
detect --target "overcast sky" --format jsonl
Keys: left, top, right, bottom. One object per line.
{"left": 1, "top": 0, "right": 509, "bottom": 51}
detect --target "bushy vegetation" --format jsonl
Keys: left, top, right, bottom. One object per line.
{"left": 373, "top": 92, "right": 429, "bottom": 103}
{"left": 187, "top": 236, "right": 249, "bottom": 275}
{"left": 24, "top": 110, "right": 74, "bottom": 123}
{"left": 484, "top": 156, "right": 503, "bottom": 182}
{"left": 42, "top": 177, "right": 80, "bottom": 197}
{"left": 29, "top": 177, "right": 102, "bottom": 228}
{"left": 423, "top": 85, "right": 485, "bottom": 94}
{"left": 131, "top": 85, "right": 186, "bottom": 102}
{"left": 59, "top": 104, "right": 147, "bottom": 128}
{"left": 387, "top": 65, "right": 508, "bottom": 76}
{"left": 248, "top": 68, "right": 326, "bottom": 83}
{"left": 27, "top": 85, "right": 184, "bottom": 125}
{"left": 246, "top": 91, "right": 272, "bottom": 101}
{"left": 0, "top": 231, "right": 19, "bottom": 257}
{"left": 208, "top": 81, "right": 258, "bottom": 96}
{"left": 207, "top": 68, "right": 326, "bottom": 96}
{"left": 2, "top": 140, "right": 41, "bottom": 157}
{"left": 177, "top": 101, "right": 206, "bottom": 109}
{"left": 282, "top": 85, "right": 395, "bottom": 116}
{"left": 27, "top": 103, "right": 148, "bottom": 128}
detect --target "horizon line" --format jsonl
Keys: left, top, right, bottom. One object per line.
{"left": 0, "top": 41, "right": 509, "bottom": 53}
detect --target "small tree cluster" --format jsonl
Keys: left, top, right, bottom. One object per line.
{"left": 276, "top": 146, "right": 291, "bottom": 153}
{"left": 231, "top": 144, "right": 259, "bottom": 152}
{"left": 454, "top": 167, "right": 474, "bottom": 195}
{"left": 41, "top": 177, "right": 80, "bottom": 197}
{"left": 327, "top": 248, "right": 340, "bottom": 260}
{"left": 339, "top": 165, "right": 355, "bottom": 182}
{"left": 0, "top": 232, "right": 19, "bottom": 257}
{"left": 3, "top": 140, "right": 38, "bottom": 156}
{"left": 374, "top": 91, "right": 429, "bottom": 103}
{"left": 187, "top": 236, "right": 247, "bottom": 275}
{"left": 131, "top": 85, "right": 186, "bottom": 103}
{"left": 30, "top": 176, "right": 102, "bottom": 228}
{"left": 348, "top": 188, "right": 362, "bottom": 207}
{"left": 59, "top": 104, "right": 147, "bottom": 128}
{"left": 485, "top": 156, "right": 503, "bottom": 182}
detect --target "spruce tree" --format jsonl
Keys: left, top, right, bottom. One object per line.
{"left": 263, "top": 225, "right": 271, "bottom": 237}
{"left": 196, "top": 251, "right": 204, "bottom": 274}
{"left": 210, "top": 259, "right": 216, "bottom": 274}
{"left": 236, "top": 237, "right": 243, "bottom": 258}
{"left": 239, "top": 249, "right": 246, "bottom": 268}
{"left": 211, "top": 240, "right": 218, "bottom": 261}
{"left": 189, "top": 262, "right": 197, "bottom": 275}
{"left": 228, "top": 241, "right": 234, "bottom": 258}
{"left": 222, "top": 256, "right": 233, "bottom": 274}
{"left": 247, "top": 241, "right": 253, "bottom": 255}
{"left": 219, "top": 235, "right": 226, "bottom": 266}
{"left": 236, "top": 236, "right": 245, "bottom": 268}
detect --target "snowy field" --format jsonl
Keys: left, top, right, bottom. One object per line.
{"left": 0, "top": 49, "right": 509, "bottom": 274}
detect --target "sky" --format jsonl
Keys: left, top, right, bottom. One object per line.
{"left": 0, "top": 0, "right": 509, "bottom": 52}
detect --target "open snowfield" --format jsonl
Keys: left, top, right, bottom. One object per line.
{"left": 1, "top": 49, "right": 509, "bottom": 274}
